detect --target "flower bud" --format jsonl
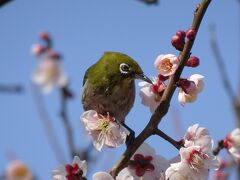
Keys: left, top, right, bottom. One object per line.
{"left": 158, "top": 74, "right": 168, "bottom": 81}
{"left": 31, "top": 44, "right": 46, "bottom": 56}
{"left": 171, "top": 35, "right": 185, "bottom": 51}
{"left": 186, "top": 28, "right": 196, "bottom": 41}
{"left": 178, "top": 79, "right": 196, "bottom": 94}
{"left": 39, "top": 32, "right": 50, "bottom": 41}
{"left": 186, "top": 56, "right": 199, "bottom": 67}
{"left": 48, "top": 51, "right": 61, "bottom": 60}
{"left": 176, "top": 30, "right": 186, "bottom": 40}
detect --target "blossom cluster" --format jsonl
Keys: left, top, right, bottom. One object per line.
{"left": 31, "top": 32, "right": 68, "bottom": 93}
{"left": 52, "top": 124, "right": 220, "bottom": 180}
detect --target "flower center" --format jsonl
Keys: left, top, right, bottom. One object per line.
{"left": 129, "top": 154, "right": 155, "bottom": 177}
{"left": 65, "top": 163, "right": 85, "bottom": 180}
{"left": 187, "top": 150, "right": 208, "bottom": 170}
{"left": 12, "top": 165, "right": 29, "bottom": 178}
{"left": 159, "top": 58, "right": 173, "bottom": 72}
{"left": 223, "top": 134, "right": 232, "bottom": 149}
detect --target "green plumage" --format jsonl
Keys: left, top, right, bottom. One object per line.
{"left": 82, "top": 52, "right": 150, "bottom": 122}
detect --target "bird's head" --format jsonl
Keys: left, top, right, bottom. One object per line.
{"left": 97, "top": 52, "right": 152, "bottom": 84}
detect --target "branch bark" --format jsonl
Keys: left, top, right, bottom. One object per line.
{"left": 110, "top": 0, "right": 212, "bottom": 177}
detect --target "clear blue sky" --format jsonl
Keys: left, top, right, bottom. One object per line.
{"left": 0, "top": 0, "right": 239, "bottom": 179}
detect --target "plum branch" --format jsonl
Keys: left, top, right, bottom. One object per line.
{"left": 110, "top": 0, "right": 212, "bottom": 177}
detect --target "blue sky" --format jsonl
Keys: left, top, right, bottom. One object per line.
{"left": 0, "top": 0, "right": 239, "bottom": 179}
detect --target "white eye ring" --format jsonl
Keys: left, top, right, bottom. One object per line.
{"left": 119, "top": 63, "right": 130, "bottom": 74}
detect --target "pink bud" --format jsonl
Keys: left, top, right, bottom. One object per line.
{"left": 186, "top": 56, "right": 199, "bottom": 67}
{"left": 31, "top": 44, "right": 46, "bottom": 56}
{"left": 176, "top": 30, "right": 186, "bottom": 40}
{"left": 48, "top": 51, "right": 61, "bottom": 60}
{"left": 186, "top": 28, "right": 196, "bottom": 41}
{"left": 171, "top": 35, "right": 185, "bottom": 51}
{"left": 39, "top": 32, "right": 50, "bottom": 41}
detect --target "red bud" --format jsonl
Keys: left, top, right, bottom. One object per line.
{"left": 39, "top": 32, "right": 51, "bottom": 41}
{"left": 176, "top": 30, "right": 186, "bottom": 40}
{"left": 186, "top": 56, "right": 199, "bottom": 67}
{"left": 171, "top": 35, "right": 185, "bottom": 51}
{"left": 186, "top": 28, "right": 196, "bottom": 41}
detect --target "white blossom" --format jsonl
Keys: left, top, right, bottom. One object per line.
{"left": 32, "top": 58, "right": 68, "bottom": 93}
{"left": 52, "top": 156, "right": 87, "bottom": 180}
{"left": 178, "top": 74, "right": 204, "bottom": 105}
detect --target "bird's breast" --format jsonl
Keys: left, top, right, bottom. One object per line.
{"left": 82, "top": 79, "right": 135, "bottom": 122}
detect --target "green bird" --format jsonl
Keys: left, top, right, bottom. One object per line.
{"left": 81, "top": 52, "right": 152, "bottom": 144}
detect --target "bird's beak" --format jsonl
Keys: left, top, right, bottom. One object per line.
{"left": 135, "top": 73, "right": 153, "bottom": 84}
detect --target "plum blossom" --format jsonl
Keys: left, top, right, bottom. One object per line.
{"left": 223, "top": 128, "right": 240, "bottom": 162}
{"left": 183, "top": 124, "right": 212, "bottom": 149}
{"left": 116, "top": 143, "right": 169, "bottom": 180}
{"left": 32, "top": 57, "right": 68, "bottom": 93}
{"left": 139, "top": 77, "right": 166, "bottom": 113}
{"left": 166, "top": 124, "right": 219, "bottom": 180}
{"left": 80, "top": 110, "right": 130, "bottom": 151}
{"left": 178, "top": 74, "right": 204, "bottom": 105}
{"left": 154, "top": 54, "right": 179, "bottom": 76}
{"left": 52, "top": 156, "right": 87, "bottom": 180}
{"left": 166, "top": 146, "right": 219, "bottom": 180}
{"left": 6, "top": 160, "right": 33, "bottom": 180}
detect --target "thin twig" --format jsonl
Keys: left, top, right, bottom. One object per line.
{"left": 153, "top": 128, "right": 182, "bottom": 150}
{"left": 60, "top": 87, "right": 76, "bottom": 158}
{"left": 110, "top": 0, "right": 212, "bottom": 177}
{"left": 212, "top": 140, "right": 224, "bottom": 156}
{"left": 0, "top": 84, "right": 23, "bottom": 94}
{"left": 31, "top": 84, "right": 66, "bottom": 163}
{"left": 208, "top": 25, "right": 236, "bottom": 102}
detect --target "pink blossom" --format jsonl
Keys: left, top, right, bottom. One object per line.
{"left": 224, "top": 128, "right": 240, "bottom": 162}
{"left": 139, "top": 77, "right": 166, "bottom": 113}
{"left": 6, "top": 160, "right": 33, "bottom": 180}
{"left": 154, "top": 54, "right": 179, "bottom": 76}
{"left": 32, "top": 58, "right": 68, "bottom": 93}
{"left": 80, "top": 110, "right": 130, "bottom": 151}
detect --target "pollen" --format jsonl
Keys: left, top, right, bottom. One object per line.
{"left": 159, "top": 58, "right": 173, "bottom": 72}
{"left": 187, "top": 150, "right": 208, "bottom": 171}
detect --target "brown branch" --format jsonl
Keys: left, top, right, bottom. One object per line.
{"left": 153, "top": 128, "right": 182, "bottom": 150}
{"left": 110, "top": 0, "right": 212, "bottom": 177}
{"left": 60, "top": 87, "right": 76, "bottom": 158}
{"left": 31, "top": 84, "right": 66, "bottom": 163}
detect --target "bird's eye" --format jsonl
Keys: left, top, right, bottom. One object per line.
{"left": 119, "top": 63, "right": 130, "bottom": 74}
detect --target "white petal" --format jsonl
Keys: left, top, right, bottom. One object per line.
{"left": 52, "top": 166, "right": 66, "bottom": 180}
{"left": 72, "top": 156, "right": 87, "bottom": 177}
{"left": 93, "top": 172, "right": 114, "bottom": 180}
{"left": 57, "top": 73, "right": 68, "bottom": 87}
{"left": 116, "top": 168, "right": 134, "bottom": 180}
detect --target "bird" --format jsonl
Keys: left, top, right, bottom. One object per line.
{"left": 81, "top": 52, "right": 152, "bottom": 145}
